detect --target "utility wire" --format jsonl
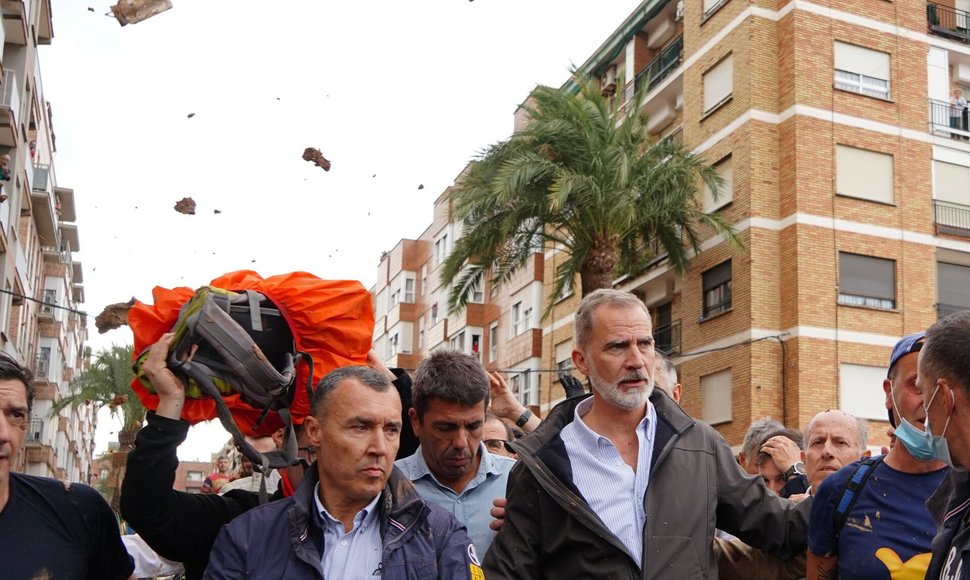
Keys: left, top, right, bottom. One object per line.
{"left": 0, "top": 288, "right": 88, "bottom": 317}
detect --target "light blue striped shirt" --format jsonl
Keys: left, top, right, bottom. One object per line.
{"left": 560, "top": 396, "right": 657, "bottom": 568}
{"left": 313, "top": 483, "right": 383, "bottom": 578}
{"left": 396, "top": 444, "right": 515, "bottom": 556}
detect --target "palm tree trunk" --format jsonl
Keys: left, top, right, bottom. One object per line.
{"left": 580, "top": 234, "right": 620, "bottom": 295}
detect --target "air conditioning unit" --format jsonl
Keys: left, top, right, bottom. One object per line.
{"left": 675, "top": 0, "right": 685, "bottom": 22}
{"left": 602, "top": 65, "right": 617, "bottom": 88}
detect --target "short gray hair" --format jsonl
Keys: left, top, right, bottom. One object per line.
{"left": 803, "top": 410, "right": 868, "bottom": 450}
{"left": 574, "top": 289, "right": 649, "bottom": 350}
{"left": 412, "top": 350, "right": 490, "bottom": 420}
{"left": 654, "top": 352, "right": 678, "bottom": 396}
{"left": 741, "top": 417, "right": 784, "bottom": 462}
{"left": 311, "top": 366, "right": 392, "bottom": 418}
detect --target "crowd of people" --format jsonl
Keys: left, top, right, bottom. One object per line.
{"left": 2, "top": 289, "right": 970, "bottom": 578}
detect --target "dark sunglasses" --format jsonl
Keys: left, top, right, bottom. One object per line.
{"left": 483, "top": 439, "right": 515, "bottom": 454}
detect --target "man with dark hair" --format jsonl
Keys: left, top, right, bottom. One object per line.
{"left": 0, "top": 351, "right": 135, "bottom": 579}
{"left": 916, "top": 312, "right": 970, "bottom": 580}
{"left": 396, "top": 349, "right": 515, "bottom": 556}
{"left": 205, "top": 366, "right": 478, "bottom": 579}
{"left": 485, "top": 289, "right": 810, "bottom": 579}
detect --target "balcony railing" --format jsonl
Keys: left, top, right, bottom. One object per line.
{"left": 653, "top": 319, "right": 682, "bottom": 356}
{"left": 635, "top": 35, "right": 684, "bottom": 94}
{"left": 928, "top": 98, "right": 970, "bottom": 141}
{"left": 935, "top": 199, "right": 970, "bottom": 236}
{"left": 27, "top": 418, "right": 43, "bottom": 443}
{"left": 0, "top": 69, "right": 20, "bottom": 122}
{"left": 34, "top": 355, "right": 50, "bottom": 379}
{"left": 928, "top": 2, "right": 970, "bottom": 45}
{"left": 938, "top": 303, "right": 969, "bottom": 319}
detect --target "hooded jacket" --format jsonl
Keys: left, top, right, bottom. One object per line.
{"left": 203, "top": 465, "right": 478, "bottom": 579}
{"left": 483, "top": 390, "right": 810, "bottom": 579}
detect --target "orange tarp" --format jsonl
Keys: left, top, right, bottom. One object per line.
{"left": 129, "top": 270, "right": 374, "bottom": 436}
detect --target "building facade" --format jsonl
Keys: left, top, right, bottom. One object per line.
{"left": 374, "top": 0, "right": 970, "bottom": 447}
{"left": 4, "top": 0, "right": 92, "bottom": 482}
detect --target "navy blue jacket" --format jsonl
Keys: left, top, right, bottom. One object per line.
{"left": 203, "top": 466, "right": 478, "bottom": 579}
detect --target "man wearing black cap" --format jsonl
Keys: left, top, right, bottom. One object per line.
{"left": 806, "top": 332, "right": 948, "bottom": 580}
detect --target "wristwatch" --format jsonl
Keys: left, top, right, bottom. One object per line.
{"left": 515, "top": 408, "right": 533, "bottom": 428}
{"left": 783, "top": 462, "right": 806, "bottom": 481}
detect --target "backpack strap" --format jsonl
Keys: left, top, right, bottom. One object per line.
{"left": 834, "top": 455, "right": 884, "bottom": 538}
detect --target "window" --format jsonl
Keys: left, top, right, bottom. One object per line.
{"left": 510, "top": 372, "right": 537, "bottom": 406}
{"left": 554, "top": 340, "right": 573, "bottom": 380}
{"left": 934, "top": 160, "right": 970, "bottom": 205}
{"left": 838, "top": 253, "right": 896, "bottom": 309}
{"left": 469, "top": 286, "right": 484, "bottom": 304}
{"left": 702, "top": 261, "right": 732, "bottom": 318}
{"left": 186, "top": 471, "right": 204, "bottom": 482}
{"left": 701, "top": 369, "right": 732, "bottom": 425}
{"left": 938, "top": 262, "right": 970, "bottom": 318}
{"left": 839, "top": 364, "right": 889, "bottom": 420}
{"left": 523, "top": 307, "right": 533, "bottom": 331}
{"left": 388, "top": 334, "right": 399, "bottom": 357}
{"left": 703, "top": 54, "right": 733, "bottom": 113}
{"left": 431, "top": 303, "right": 439, "bottom": 325}
{"left": 389, "top": 289, "right": 400, "bottom": 308}
{"left": 703, "top": 155, "right": 733, "bottom": 212}
{"left": 471, "top": 334, "right": 481, "bottom": 358}
{"left": 836, "top": 146, "right": 893, "bottom": 204}
{"left": 404, "top": 278, "right": 415, "bottom": 303}
{"left": 703, "top": 0, "right": 728, "bottom": 17}
{"left": 433, "top": 234, "right": 449, "bottom": 267}
{"left": 834, "top": 42, "right": 890, "bottom": 99}
{"left": 418, "top": 319, "right": 426, "bottom": 349}
{"left": 449, "top": 331, "right": 465, "bottom": 351}
{"left": 489, "top": 323, "right": 498, "bottom": 363}
{"left": 556, "top": 265, "right": 574, "bottom": 301}
{"left": 511, "top": 305, "right": 522, "bottom": 334}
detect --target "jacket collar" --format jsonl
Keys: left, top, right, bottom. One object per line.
{"left": 288, "top": 463, "right": 428, "bottom": 548}
{"left": 513, "top": 388, "right": 693, "bottom": 460}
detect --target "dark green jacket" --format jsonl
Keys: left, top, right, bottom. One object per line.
{"left": 483, "top": 390, "right": 811, "bottom": 579}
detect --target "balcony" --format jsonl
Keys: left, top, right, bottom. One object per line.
{"left": 26, "top": 417, "right": 42, "bottom": 444}
{"left": 38, "top": 288, "right": 55, "bottom": 320}
{"left": 34, "top": 353, "right": 49, "bottom": 378}
{"left": 635, "top": 35, "right": 684, "bottom": 94}
{"left": 928, "top": 98, "right": 970, "bottom": 141}
{"left": 31, "top": 163, "right": 59, "bottom": 246}
{"left": 935, "top": 200, "right": 970, "bottom": 237}
{"left": 653, "top": 319, "right": 682, "bottom": 356}
{"left": 928, "top": 3, "right": 970, "bottom": 45}
{"left": 1, "top": 1, "right": 26, "bottom": 45}
{"left": 0, "top": 69, "right": 18, "bottom": 146}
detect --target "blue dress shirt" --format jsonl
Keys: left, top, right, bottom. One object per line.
{"left": 396, "top": 444, "right": 515, "bottom": 557}
{"left": 559, "top": 396, "right": 657, "bottom": 568}
{"left": 313, "top": 483, "right": 383, "bottom": 579}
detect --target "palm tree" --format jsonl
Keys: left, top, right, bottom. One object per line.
{"left": 51, "top": 344, "right": 145, "bottom": 449}
{"left": 50, "top": 344, "right": 144, "bottom": 512}
{"left": 442, "top": 75, "right": 739, "bottom": 315}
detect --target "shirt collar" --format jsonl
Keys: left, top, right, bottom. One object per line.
{"left": 408, "top": 443, "right": 502, "bottom": 480}
{"left": 313, "top": 482, "right": 381, "bottom": 530}
{"left": 571, "top": 395, "right": 655, "bottom": 455}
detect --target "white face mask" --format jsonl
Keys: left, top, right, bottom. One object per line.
{"left": 923, "top": 383, "right": 963, "bottom": 471}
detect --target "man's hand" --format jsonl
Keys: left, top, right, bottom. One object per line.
{"left": 366, "top": 350, "right": 396, "bottom": 381}
{"left": 760, "top": 436, "right": 801, "bottom": 473}
{"left": 489, "top": 497, "right": 507, "bottom": 532}
{"left": 488, "top": 371, "right": 523, "bottom": 423}
{"left": 142, "top": 333, "right": 187, "bottom": 420}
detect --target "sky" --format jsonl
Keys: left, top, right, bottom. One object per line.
{"left": 41, "top": 0, "right": 641, "bottom": 461}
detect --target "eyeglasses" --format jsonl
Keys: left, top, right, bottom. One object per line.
{"left": 483, "top": 439, "right": 510, "bottom": 453}
{"left": 297, "top": 446, "right": 317, "bottom": 461}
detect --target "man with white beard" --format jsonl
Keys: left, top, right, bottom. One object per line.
{"left": 484, "top": 289, "right": 810, "bottom": 579}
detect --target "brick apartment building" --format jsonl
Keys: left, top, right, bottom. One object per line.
{"left": 3, "top": 1, "right": 93, "bottom": 482}
{"left": 373, "top": 0, "right": 970, "bottom": 447}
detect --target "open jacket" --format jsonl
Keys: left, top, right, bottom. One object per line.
{"left": 483, "top": 391, "right": 811, "bottom": 579}
{"left": 204, "top": 466, "right": 477, "bottom": 579}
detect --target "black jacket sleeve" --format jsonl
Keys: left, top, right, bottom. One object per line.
{"left": 120, "top": 411, "right": 261, "bottom": 580}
